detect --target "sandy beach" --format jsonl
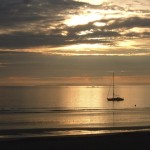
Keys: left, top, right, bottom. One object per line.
{"left": 0, "top": 129, "right": 150, "bottom": 150}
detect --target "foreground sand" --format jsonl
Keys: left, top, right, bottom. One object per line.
{"left": 0, "top": 130, "right": 150, "bottom": 150}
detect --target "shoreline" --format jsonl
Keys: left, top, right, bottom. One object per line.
{"left": 0, "top": 125, "right": 150, "bottom": 140}
{"left": 1, "top": 125, "right": 150, "bottom": 132}
{"left": 0, "top": 130, "right": 150, "bottom": 150}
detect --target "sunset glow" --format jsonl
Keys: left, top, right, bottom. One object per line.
{"left": 0, "top": 0, "right": 149, "bottom": 56}
{"left": 0, "top": 0, "right": 150, "bottom": 86}
{"left": 65, "top": 13, "right": 101, "bottom": 26}
{"left": 74, "top": 0, "right": 106, "bottom": 5}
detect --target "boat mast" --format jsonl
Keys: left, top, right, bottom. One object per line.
{"left": 113, "top": 72, "right": 114, "bottom": 98}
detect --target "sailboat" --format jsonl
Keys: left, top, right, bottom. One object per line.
{"left": 107, "top": 72, "right": 124, "bottom": 101}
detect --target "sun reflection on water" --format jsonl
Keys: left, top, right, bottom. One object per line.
{"left": 60, "top": 86, "right": 108, "bottom": 108}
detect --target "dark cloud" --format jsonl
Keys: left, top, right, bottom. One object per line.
{"left": 125, "top": 32, "right": 150, "bottom": 38}
{"left": 107, "top": 17, "right": 150, "bottom": 29}
{"left": 0, "top": 2, "right": 56, "bottom": 27}
{"left": 0, "top": 0, "right": 149, "bottom": 51}
{"left": 0, "top": 29, "right": 119, "bottom": 49}
{"left": 88, "top": 30, "right": 120, "bottom": 37}
{"left": 0, "top": 0, "right": 84, "bottom": 28}
{"left": 0, "top": 32, "right": 69, "bottom": 48}
{"left": 0, "top": 51, "right": 150, "bottom": 79}
{"left": 0, "top": 0, "right": 88, "bottom": 49}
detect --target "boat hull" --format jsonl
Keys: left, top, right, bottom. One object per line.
{"left": 107, "top": 97, "right": 124, "bottom": 101}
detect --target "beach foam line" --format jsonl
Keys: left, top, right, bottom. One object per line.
{"left": 0, "top": 125, "right": 150, "bottom": 140}
{"left": 0, "top": 129, "right": 150, "bottom": 150}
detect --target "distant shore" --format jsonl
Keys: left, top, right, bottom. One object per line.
{"left": 0, "top": 128, "right": 150, "bottom": 150}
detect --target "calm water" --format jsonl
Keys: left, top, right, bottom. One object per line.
{"left": 0, "top": 85, "right": 150, "bottom": 138}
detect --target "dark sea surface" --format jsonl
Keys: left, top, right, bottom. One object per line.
{"left": 0, "top": 85, "right": 150, "bottom": 138}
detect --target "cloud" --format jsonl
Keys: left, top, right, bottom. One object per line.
{"left": 0, "top": 0, "right": 149, "bottom": 86}
{"left": 107, "top": 17, "right": 150, "bottom": 29}
{"left": 0, "top": 51, "right": 150, "bottom": 77}
{"left": 0, "top": 51, "right": 150, "bottom": 85}
{"left": 0, "top": 32, "right": 70, "bottom": 49}
{"left": 0, "top": 0, "right": 88, "bottom": 49}
{"left": 0, "top": 0, "right": 149, "bottom": 56}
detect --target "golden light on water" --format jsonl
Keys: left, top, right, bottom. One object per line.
{"left": 0, "top": 1, "right": 150, "bottom": 134}
{"left": 60, "top": 86, "right": 109, "bottom": 108}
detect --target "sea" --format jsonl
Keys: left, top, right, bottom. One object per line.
{"left": 0, "top": 85, "right": 150, "bottom": 138}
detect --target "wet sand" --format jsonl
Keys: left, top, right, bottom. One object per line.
{"left": 0, "top": 130, "right": 150, "bottom": 150}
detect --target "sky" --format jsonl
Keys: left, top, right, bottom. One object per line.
{"left": 0, "top": 0, "right": 150, "bottom": 86}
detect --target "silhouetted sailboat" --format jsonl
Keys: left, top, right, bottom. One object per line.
{"left": 107, "top": 72, "right": 124, "bottom": 101}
